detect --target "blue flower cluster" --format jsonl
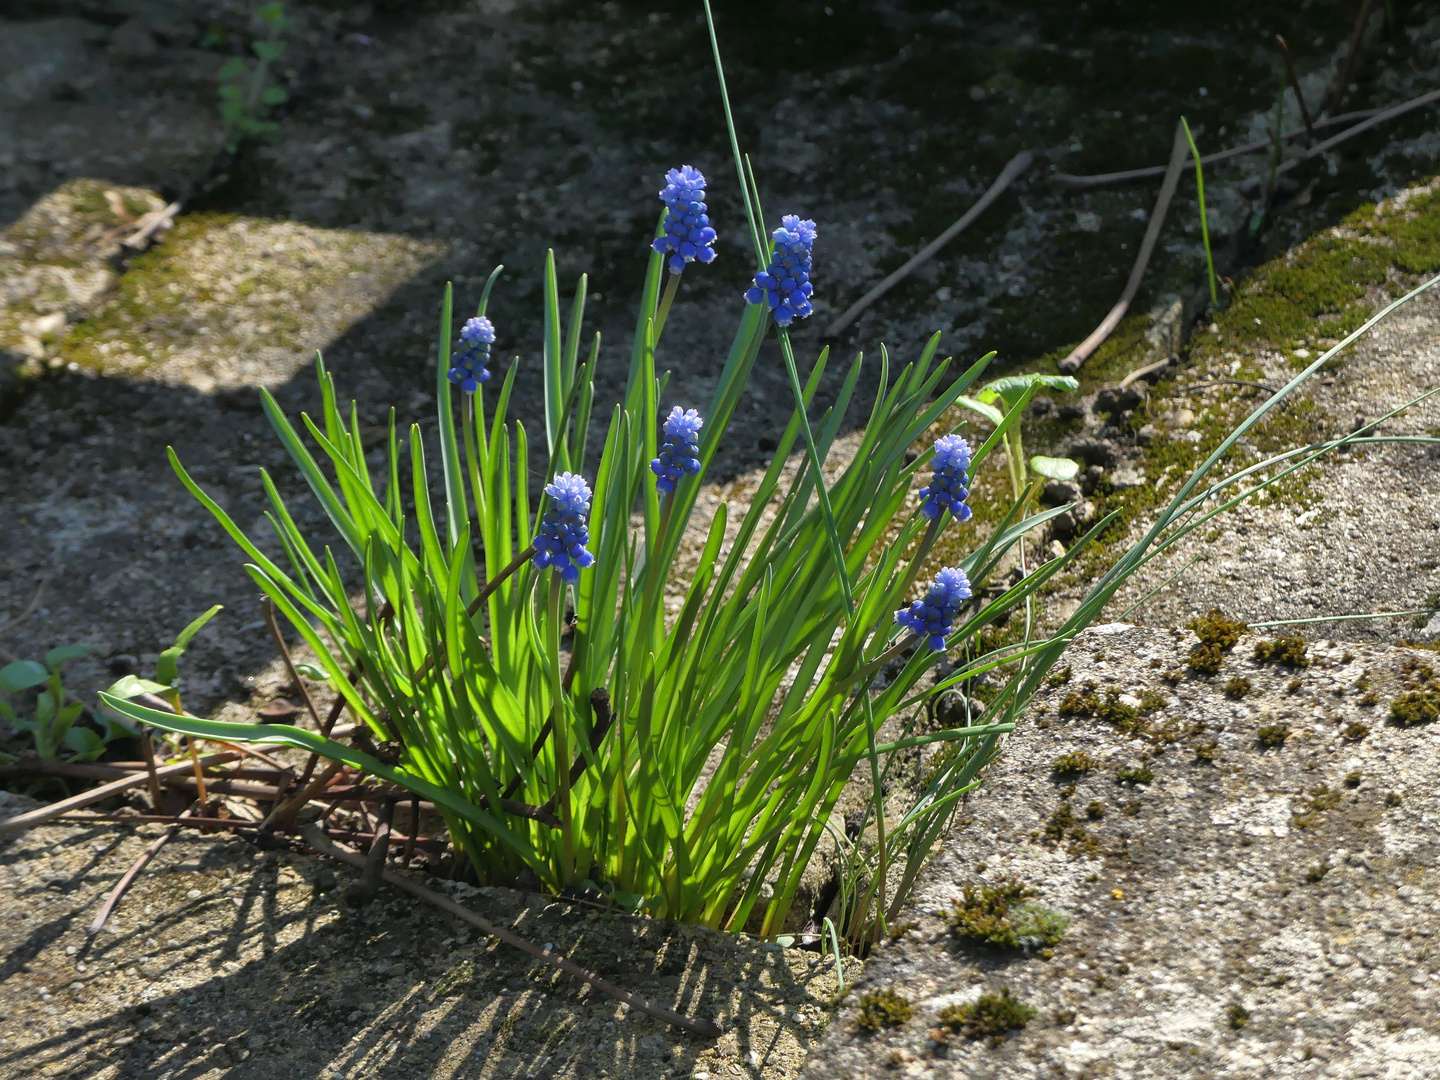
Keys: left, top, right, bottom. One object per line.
{"left": 650, "top": 406, "right": 704, "bottom": 494}
{"left": 533, "top": 472, "right": 595, "bottom": 582}
{"left": 918, "top": 435, "right": 973, "bottom": 522}
{"left": 653, "top": 166, "right": 718, "bottom": 275}
{"left": 745, "top": 215, "right": 816, "bottom": 326}
{"left": 895, "top": 566, "right": 972, "bottom": 652}
{"left": 448, "top": 316, "right": 495, "bottom": 392}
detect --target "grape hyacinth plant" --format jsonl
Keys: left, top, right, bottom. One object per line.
{"left": 653, "top": 166, "right": 718, "bottom": 275}
{"left": 897, "top": 567, "right": 973, "bottom": 652}
{"left": 100, "top": 0, "right": 1435, "bottom": 955}
{"left": 650, "top": 406, "right": 704, "bottom": 494}
{"left": 448, "top": 315, "right": 495, "bottom": 391}
{"left": 745, "top": 214, "right": 817, "bottom": 326}
{"left": 533, "top": 473, "right": 595, "bottom": 582}
{"left": 918, "top": 435, "right": 974, "bottom": 523}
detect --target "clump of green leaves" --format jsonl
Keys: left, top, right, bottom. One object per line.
{"left": 218, "top": 3, "right": 291, "bottom": 152}
{"left": 855, "top": 988, "right": 914, "bottom": 1033}
{"left": 1226, "top": 1003, "right": 1251, "bottom": 1029}
{"left": 938, "top": 987, "right": 1036, "bottom": 1039}
{"left": 1050, "top": 750, "right": 1097, "bottom": 777}
{"left": 1115, "top": 765, "right": 1153, "bottom": 785}
{"left": 1256, "top": 722, "right": 1290, "bottom": 748}
{"left": 948, "top": 878, "right": 1069, "bottom": 950}
{"left": 1253, "top": 637, "right": 1309, "bottom": 667}
{"left": 0, "top": 646, "right": 115, "bottom": 762}
{"left": 1389, "top": 690, "right": 1440, "bottom": 727}
{"left": 1224, "top": 677, "right": 1252, "bottom": 699}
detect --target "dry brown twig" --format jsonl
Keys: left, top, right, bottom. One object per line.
{"left": 0, "top": 752, "right": 241, "bottom": 836}
{"left": 822, "top": 150, "right": 1033, "bottom": 338}
{"left": 1058, "top": 122, "right": 1191, "bottom": 375}
{"left": 87, "top": 802, "right": 199, "bottom": 939}
{"left": 1050, "top": 107, "right": 1379, "bottom": 190}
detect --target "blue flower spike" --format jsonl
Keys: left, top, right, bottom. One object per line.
{"left": 745, "top": 215, "right": 817, "bottom": 326}
{"left": 918, "top": 435, "right": 973, "bottom": 523}
{"left": 896, "top": 566, "right": 972, "bottom": 652}
{"left": 533, "top": 472, "right": 596, "bottom": 583}
{"left": 448, "top": 315, "right": 495, "bottom": 392}
{"left": 650, "top": 406, "right": 704, "bottom": 494}
{"left": 652, "top": 166, "right": 718, "bottom": 275}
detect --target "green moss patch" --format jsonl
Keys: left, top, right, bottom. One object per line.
{"left": 1253, "top": 637, "right": 1309, "bottom": 667}
{"left": 937, "top": 987, "right": 1036, "bottom": 1040}
{"left": 854, "top": 988, "right": 914, "bottom": 1033}
{"left": 948, "top": 878, "right": 1069, "bottom": 950}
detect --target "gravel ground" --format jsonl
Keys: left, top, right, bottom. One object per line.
{"left": 799, "top": 624, "right": 1440, "bottom": 1079}
{"left": 0, "top": 797, "right": 856, "bottom": 1080}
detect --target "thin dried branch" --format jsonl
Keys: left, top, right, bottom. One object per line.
{"left": 0, "top": 752, "right": 241, "bottom": 836}
{"left": 823, "top": 151, "right": 1033, "bottom": 338}
{"left": 343, "top": 799, "right": 394, "bottom": 907}
{"left": 1058, "top": 122, "right": 1190, "bottom": 375}
{"left": 88, "top": 803, "right": 198, "bottom": 938}
{"left": 1050, "top": 108, "right": 1377, "bottom": 190}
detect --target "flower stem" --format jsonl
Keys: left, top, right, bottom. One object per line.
{"left": 653, "top": 272, "right": 682, "bottom": 342}
{"left": 546, "top": 573, "right": 575, "bottom": 882}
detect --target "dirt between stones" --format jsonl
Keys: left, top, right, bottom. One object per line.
{"left": 0, "top": 797, "right": 857, "bottom": 1080}
{"left": 799, "top": 624, "right": 1440, "bottom": 1080}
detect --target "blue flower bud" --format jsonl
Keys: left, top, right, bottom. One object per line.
{"left": 745, "top": 215, "right": 816, "bottom": 326}
{"left": 448, "top": 316, "right": 495, "bottom": 392}
{"left": 652, "top": 166, "right": 718, "bottom": 275}
{"left": 533, "top": 472, "right": 596, "bottom": 582}
{"left": 918, "top": 435, "right": 973, "bottom": 523}
{"left": 650, "top": 406, "right": 704, "bottom": 494}
{"left": 895, "top": 566, "right": 972, "bottom": 652}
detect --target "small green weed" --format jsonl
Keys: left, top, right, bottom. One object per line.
{"left": 0, "top": 646, "right": 120, "bottom": 762}
{"left": 218, "top": 3, "right": 291, "bottom": 152}
{"left": 1224, "top": 677, "right": 1252, "bottom": 699}
{"left": 1115, "top": 765, "right": 1154, "bottom": 785}
{"left": 1044, "top": 665, "right": 1072, "bottom": 688}
{"left": 1226, "top": 1003, "right": 1250, "bottom": 1029}
{"left": 855, "top": 988, "right": 914, "bottom": 1033}
{"left": 1343, "top": 720, "right": 1370, "bottom": 740}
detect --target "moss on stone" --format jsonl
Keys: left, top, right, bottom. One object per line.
{"left": 1051, "top": 750, "right": 1098, "bottom": 777}
{"left": 1389, "top": 690, "right": 1440, "bottom": 727}
{"left": 948, "top": 878, "right": 1069, "bottom": 950}
{"left": 1256, "top": 722, "right": 1290, "bottom": 748}
{"left": 1114, "top": 765, "right": 1153, "bottom": 785}
{"left": 937, "top": 987, "right": 1036, "bottom": 1040}
{"left": 1224, "top": 677, "right": 1252, "bottom": 699}
{"left": 1189, "top": 609, "right": 1248, "bottom": 650}
{"left": 854, "top": 987, "right": 914, "bottom": 1033}
{"left": 1254, "top": 637, "right": 1309, "bottom": 667}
